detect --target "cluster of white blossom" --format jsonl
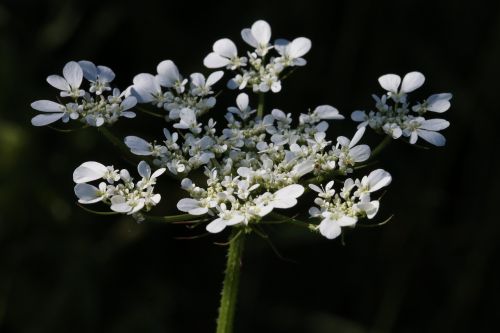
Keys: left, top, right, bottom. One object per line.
{"left": 351, "top": 71, "right": 452, "bottom": 146}
{"left": 31, "top": 61, "right": 137, "bottom": 127}
{"left": 73, "top": 160, "right": 164, "bottom": 216}
{"left": 308, "top": 169, "right": 391, "bottom": 239}
{"left": 31, "top": 19, "right": 451, "bottom": 241}
{"left": 130, "top": 60, "right": 224, "bottom": 122}
{"left": 203, "top": 20, "right": 311, "bottom": 93}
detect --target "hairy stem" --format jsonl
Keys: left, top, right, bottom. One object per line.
{"left": 216, "top": 230, "right": 245, "bottom": 333}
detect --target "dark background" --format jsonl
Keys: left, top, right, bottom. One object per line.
{"left": 1, "top": 0, "right": 499, "bottom": 332}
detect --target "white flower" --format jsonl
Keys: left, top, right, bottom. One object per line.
{"left": 412, "top": 93, "right": 453, "bottom": 113}
{"left": 204, "top": 39, "right": 247, "bottom": 69}
{"left": 206, "top": 204, "right": 245, "bottom": 233}
{"left": 241, "top": 20, "right": 272, "bottom": 56}
{"left": 46, "top": 61, "right": 85, "bottom": 98}
{"left": 30, "top": 100, "right": 67, "bottom": 126}
{"left": 227, "top": 93, "right": 255, "bottom": 120}
{"left": 271, "top": 184, "right": 305, "bottom": 209}
{"left": 74, "top": 182, "right": 107, "bottom": 204}
{"left": 407, "top": 118, "right": 450, "bottom": 146}
{"left": 136, "top": 160, "right": 165, "bottom": 189}
{"left": 156, "top": 60, "right": 188, "bottom": 94}
{"left": 353, "top": 197, "right": 380, "bottom": 219}
{"left": 356, "top": 169, "right": 392, "bottom": 199}
{"left": 177, "top": 198, "right": 209, "bottom": 215}
{"left": 309, "top": 181, "right": 335, "bottom": 199}
{"left": 110, "top": 195, "right": 145, "bottom": 215}
{"left": 318, "top": 210, "right": 357, "bottom": 239}
{"left": 336, "top": 127, "right": 371, "bottom": 165}
{"left": 274, "top": 37, "right": 312, "bottom": 66}
{"left": 131, "top": 73, "right": 167, "bottom": 107}
{"left": 78, "top": 60, "right": 115, "bottom": 95}
{"left": 173, "top": 108, "right": 202, "bottom": 134}
{"left": 378, "top": 71, "right": 425, "bottom": 102}
{"left": 311, "top": 105, "right": 344, "bottom": 121}
{"left": 189, "top": 71, "right": 224, "bottom": 96}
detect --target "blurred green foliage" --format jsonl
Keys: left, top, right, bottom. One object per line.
{"left": 0, "top": 0, "right": 499, "bottom": 332}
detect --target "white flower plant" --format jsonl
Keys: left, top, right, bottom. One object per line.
{"left": 31, "top": 20, "right": 451, "bottom": 333}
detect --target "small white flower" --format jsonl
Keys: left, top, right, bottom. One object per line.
{"left": 206, "top": 204, "right": 245, "bottom": 233}
{"left": 46, "top": 61, "right": 85, "bottom": 98}
{"left": 156, "top": 60, "right": 188, "bottom": 94}
{"left": 74, "top": 182, "right": 107, "bottom": 204}
{"left": 407, "top": 118, "right": 450, "bottom": 146}
{"left": 241, "top": 20, "right": 272, "bottom": 56}
{"left": 204, "top": 39, "right": 247, "bottom": 70}
{"left": 189, "top": 71, "right": 224, "bottom": 96}
{"left": 318, "top": 211, "right": 357, "bottom": 240}
{"left": 125, "top": 136, "right": 153, "bottom": 155}
{"left": 412, "top": 93, "right": 453, "bottom": 113}
{"left": 378, "top": 71, "right": 425, "bottom": 102}
{"left": 177, "top": 198, "right": 209, "bottom": 215}
{"left": 131, "top": 73, "right": 167, "bottom": 107}
{"left": 173, "top": 108, "right": 202, "bottom": 134}
{"left": 274, "top": 37, "right": 312, "bottom": 66}
{"left": 78, "top": 60, "right": 115, "bottom": 95}
{"left": 309, "top": 181, "right": 335, "bottom": 199}
{"left": 227, "top": 93, "right": 256, "bottom": 120}
{"left": 356, "top": 169, "right": 392, "bottom": 199}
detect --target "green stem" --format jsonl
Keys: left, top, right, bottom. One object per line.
{"left": 371, "top": 135, "right": 392, "bottom": 159}
{"left": 256, "top": 93, "right": 265, "bottom": 118}
{"left": 216, "top": 230, "right": 245, "bottom": 333}
{"left": 143, "top": 214, "right": 199, "bottom": 223}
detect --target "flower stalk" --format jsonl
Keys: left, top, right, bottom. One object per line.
{"left": 216, "top": 230, "right": 245, "bottom": 333}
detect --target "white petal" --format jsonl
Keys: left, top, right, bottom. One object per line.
{"left": 319, "top": 220, "right": 341, "bottom": 239}
{"left": 78, "top": 60, "right": 97, "bottom": 81}
{"left": 137, "top": 161, "right": 151, "bottom": 179}
{"left": 401, "top": 71, "right": 425, "bottom": 93}
{"left": 46, "top": 75, "right": 70, "bottom": 91}
{"left": 349, "top": 145, "right": 371, "bottom": 162}
{"left": 97, "top": 65, "right": 115, "bottom": 82}
{"left": 31, "top": 100, "right": 64, "bottom": 112}
{"left": 251, "top": 20, "right": 271, "bottom": 45}
{"left": 206, "top": 218, "right": 227, "bottom": 233}
{"left": 351, "top": 110, "right": 367, "bottom": 122}
{"left": 74, "top": 183, "right": 102, "bottom": 204}
{"left": 151, "top": 168, "right": 166, "bottom": 179}
{"left": 176, "top": 198, "right": 207, "bottom": 215}
{"left": 156, "top": 60, "right": 181, "bottom": 87}
{"left": 124, "top": 136, "right": 152, "bottom": 155}
{"left": 367, "top": 169, "right": 392, "bottom": 192}
{"left": 73, "top": 161, "right": 108, "bottom": 183}
{"left": 417, "top": 129, "right": 446, "bottom": 146}
{"left": 236, "top": 93, "right": 249, "bottom": 110}
{"left": 213, "top": 38, "right": 237, "bottom": 58}
{"left": 132, "top": 73, "right": 159, "bottom": 103}
{"left": 420, "top": 119, "right": 450, "bottom": 131}
{"left": 225, "top": 214, "right": 245, "bottom": 226}
{"left": 337, "top": 215, "right": 357, "bottom": 227}
{"left": 190, "top": 73, "right": 205, "bottom": 88}
{"left": 120, "top": 96, "right": 137, "bottom": 110}
{"left": 31, "top": 113, "right": 65, "bottom": 126}
{"left": 241, "top": 28, "right": 257, "bottom": 48}
{"left": 357, "top": 201, "right": 379, "bottom": 219}
{"left": 427, "top": 93, "right": 452, "bottom": 113}
{"left": 308, "top": 184, "right": 322, "bottom": 193}
{"left": 111, "top": 202, "right": 132, "bottom": 213}
{"left": 203, "top": 53, "right": 230, "bottom": 68}
{"left": 288, "top": 37, "right": 311, "bottom": 58}
{"left": 63, "top": 61, "right": 83, "bottom": 88}
{"left": 206, "top": 71, "right": 224, "bottom": 87}
{"left": 275, "top": 184, "right": 305, "bottom": 200}
{"left": 378, "top": 74, "right": 401, "bottom": 93}
{"left": 314, "top": 105, "right": 344, "bottom": 120}
{"left": 274, "top": 38, "right": 289, "bottom": 55}
{"left": 349, "top": 126, "right": 366, "bottom": 147}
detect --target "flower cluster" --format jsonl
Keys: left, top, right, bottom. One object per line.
{"left": 31, "top": 61, "right": 137, "bottom": 127}
{"left": 351, "top": 72, "right": 452, "bottom": 146}
{"left": 31, "top": 19, "right": 452, "bottom": 241}
{"left": 73, "top": 160, "right": 164, "bottom": 216}
{"left": 308, "top": 169, "right": 391, "bottom": 239}
{"left": 204, "top": 20, "right": 311, "bottom": 93}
